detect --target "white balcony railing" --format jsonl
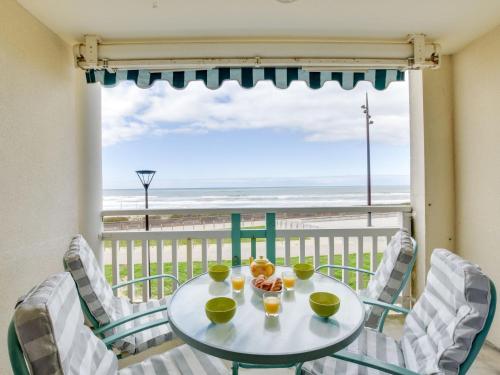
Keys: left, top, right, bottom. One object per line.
{"left": 101, "top": 205, "right": 412, "bottom": 305}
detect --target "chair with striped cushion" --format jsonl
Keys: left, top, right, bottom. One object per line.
{"left": 63, "top": 234, "right": 178, "bottom": 355}
{"left": 316, "top": 229, "right": 417, "bottom": 330}
{"left": 8, "top": 272, "right": 229, "bottom": 375}
{"left": 299, "top": 249, "right": 496, "bottom": 375}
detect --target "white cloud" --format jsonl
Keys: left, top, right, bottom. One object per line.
{"left": 101, "top": 78, "right": 409, "bottom": 147}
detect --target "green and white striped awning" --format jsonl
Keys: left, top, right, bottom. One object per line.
{"left": 86, "top": 67, "right": 404, "bottom": 90}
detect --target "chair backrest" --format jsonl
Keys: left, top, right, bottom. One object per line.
{"left": 9, "top": 272, "right": 117, "bottom": 375}
{"left": 63, "top": 234, "right": 116, "bottom": 327}
{"left": 231, "top": 212, "right": 276, "bottom": 265}
{"left": 401, "top": 249, "right": 494, "bottom": 375}
{"left": 363, "top": 230, "right": 416, "bottom": 329}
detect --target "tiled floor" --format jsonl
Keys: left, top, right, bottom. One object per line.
{"left": 119, "top": 317, "right": 500, "bottom": 374}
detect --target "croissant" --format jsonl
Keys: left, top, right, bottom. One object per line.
{"left": 261, "top": 280, "right": 273, "bottom": 291}
{"left": 254, "top": 275, "right": 266, "bottom": 288}
{"left": 271, "top": 278, "right": 282, "bottom": 292}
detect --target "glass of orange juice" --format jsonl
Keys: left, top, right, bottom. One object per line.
{"left": 231, "top": 273, "right": 245, "bottom": 293}
{"left": 282, "top": 271, "right": 297, "bottom": 291}
{"left": 263, "top": 292, "right": 281, "bottom": 317}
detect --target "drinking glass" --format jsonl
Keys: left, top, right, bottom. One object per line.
{"left": 231, "top": 274, "right": 245, "bottom": 293}
{"left": 282, "top": 271, "right": 297, "bottom": 291}
{"left": 263, "top": 292, "right": 281, "bottom": 317}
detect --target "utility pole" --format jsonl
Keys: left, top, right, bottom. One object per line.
{"left": 361, "top": 93, "right": 374, "bottom": 227}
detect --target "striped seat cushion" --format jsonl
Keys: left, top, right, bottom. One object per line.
{"left": 362, "top": 230, "right": 414, "bottom": 328}
{"left": 401, "top": 249, "right": 491, "bottom": 374}
{"left": 302, "top": 328, "right": 404, "bottom": 375}
{"left": 14, "top": 272, "right": 118, "bottom": 375}
{"left": 119, "top": 344, "right": 229, "bottom": 375}
{"left": 113, "top": 296, "right": 174, "bottom": 354}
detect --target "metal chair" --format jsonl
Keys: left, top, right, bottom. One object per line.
{"left": 8, "top": 272, "right": 229, "bottom": 375}
{"left": 231, "top": 212, "right": 296, "bottom": 374}
{"left": 231, "top": 212, "right": 276, "bottom": 266}
{"left": 297, "top": 249, "right": 496, "bottom": 375}
{"left": 316, "top": 230, "right": 417, "bottom": 331}
{"left": 63, "top": 234, "right": 179, "bottom": 356}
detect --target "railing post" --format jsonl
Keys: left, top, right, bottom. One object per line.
{"left": 285, "top": 236, "right": 291, "bottom": 266}
{"left": 231, "top": 213, "right": 241, "bottom": 266}
{"left": 251, "top": 237, "right": 256, "bottom": 259}
{"left": 201, "top": 239, "right": 208, "bottom": 272}
{"left": 266, "top": 213, "right": 276, "bottom": 264}
{"left": 187, "top": 238, "right": 193, "bottom": 279}
{"left": 172, "top": 239, "right": 178, "bottom": 291}
{"left": 157, "top": 240, "right": 164, "bottom": 298}
{"left": 142, "top": 240, "right": 149, "bottom": 302}
{"left": 111, "top": 240, "right": 119, "bottom": 297}
{"left": 127, "top": 240, "right": 135, "bottom": 301}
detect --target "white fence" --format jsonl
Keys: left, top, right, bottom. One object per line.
{"left": 101, "top": 206, "right": 412, "bottom": 304}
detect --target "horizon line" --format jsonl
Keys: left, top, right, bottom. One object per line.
{"left": 103, "top": 184, "right": 411, "bottom": 191}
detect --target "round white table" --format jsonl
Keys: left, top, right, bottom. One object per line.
{"left": 167, "top": 266, "right": 365, "bottom": 365}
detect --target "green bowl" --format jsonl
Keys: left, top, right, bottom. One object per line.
{"left": 205, "top": 297, "right": 237, "bottom": 324}
{"left": 208, "top": 264, "right": 230, "bottom": 282}
{"left": 293, "top": 263, "right": 314, "bottom": 280}
{"left": 309, "top": 292, "right": 340, "bottom": 318}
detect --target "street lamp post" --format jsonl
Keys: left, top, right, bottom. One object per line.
{"left": 361, "top": 93, "right": 374, "bottom": 227}
{"left": 136, "top": 170, "right": 156, "bottom": 230}
{"left": 136, "top": 170, "right": 156, "bottom": 298}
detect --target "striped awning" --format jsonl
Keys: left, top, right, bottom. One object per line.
{"left": 86, "top": 67, "right": 404, "bottom": 90}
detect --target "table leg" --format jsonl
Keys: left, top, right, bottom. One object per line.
{"left": 232, "top": 361, "right": 239, "bottom": 375}
{"left": 295, "top": 363, "right": 303, "bottom": 375}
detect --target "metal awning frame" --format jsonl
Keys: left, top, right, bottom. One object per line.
{"left": 74, "top": 34, "right": 440, "bottom": 72}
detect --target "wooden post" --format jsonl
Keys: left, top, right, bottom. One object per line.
{"left": 266, "top": 213, "right": 276, "bottom": 264}
{"left": 231, "top": 213, "right": 241, "bottom": 266}
{"left": 251, "top": 237, "right": 257, "bottom": 259}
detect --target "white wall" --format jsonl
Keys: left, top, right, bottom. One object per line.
{"left": 453, "top": 25, "right": 500, "bottom": 347}
{"left": 76, "top": 80, "right": 103, "bottom": 261}
{"left": 0, "top": 1, "right": 88, "bottom": 372}
{"left": 409, "top": 57, "right": 456, "bottom": 296}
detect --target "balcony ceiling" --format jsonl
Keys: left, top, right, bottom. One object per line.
{"left": 17, "top": 0, "right": 500, "bottom": 53}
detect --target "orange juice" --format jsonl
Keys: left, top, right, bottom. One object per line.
{"left": 263, "top": 294, "right": 281, "bottom": 316}
{"left": 231, "top": 276, "right": 245, "bottom": 292}
{"left": 282, "top": 272, "right": 296, "bottom": 290}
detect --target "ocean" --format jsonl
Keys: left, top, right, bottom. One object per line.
{"left": 103, "top": 185, "right": 410, "bottom": 210}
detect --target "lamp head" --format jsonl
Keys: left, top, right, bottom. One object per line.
{"left": 136, "top": 170, "right": 156, "bottom": 188}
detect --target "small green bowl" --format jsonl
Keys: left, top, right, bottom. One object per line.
{"left": 205, "top": 297, "right": 237, "bottom": 324}
{"left": 309, "top": 292, "right": 340, "bottom": 318}
{"left": 293, "top": 263, "right": 314, "bottom": 280}
{"left": 208, "top": 264, "right": 230, "bottom": 282}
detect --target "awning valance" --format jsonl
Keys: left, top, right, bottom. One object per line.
{"left": 86, "top": 67, "right": 404, "bottom": 90}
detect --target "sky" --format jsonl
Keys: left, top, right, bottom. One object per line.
{"left": 102, "top": 78, "right": 410, "bottom": 189}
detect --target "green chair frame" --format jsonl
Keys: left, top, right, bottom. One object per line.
{"left": 316, "top": 237, "right": 418, "bottom": 332}
{"left": 8, "top": 313, "right": 169, "bottom": 375}
{"left": 63, "top": 259, "right": 179, "bottom": 355}
{"left": 294, "top": 279, "right": 496, "bottom": 375}
{"left": 231, "top": 212, "right": 276, "bottom": 266}
{"left": 8, "top": 273, "right": 495, "bottom": 375}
